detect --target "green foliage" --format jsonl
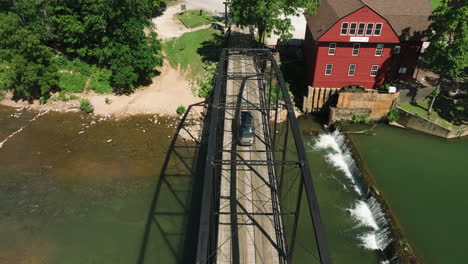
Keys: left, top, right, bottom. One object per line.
{"left": 229, "top": 0, "right": 319, "bottom": 42}
{"left": 0, "top": 12, "right": 58, "bottom": 99}
{"left": 387, "top": 109, "right": 400, "bottom": 122}
{"left": 193, "top": 63, "right": 216, "bottom": 98}
{"left": 57, "top": 72, "right": 87, "bottom": 93}
{"left": 0, "top": 90, "right": 4, "bottom": 99}
{"left": 425, "top": 0, "right": 468, "bottom": 80}
{"left": 352, "top": 114, "right": 371, "bottom": 124}
{"left": 177, "top": 10, "right": 218, "bottom": 28}
{"left": 69, "top": 94, "right": 78, "bottom": 100}
{"left": 176, "top": 105, "right": 186, "bottom": 115}
{"left": 39, "top": 96, "right": 48, "bottom": 104}
{"left": 163, "top": 28, "right": 222, "bottom": 78}
{"left": 89, "top": 68, "right": 113, "bottom": 94}
{"left": 2, "top": 0, "right": 165, "bottom": 94}
{"left": 79, "top": 98, "right": 93, "bottom": 113}
{"left": 378, "top": 84, "right": 390, "bottom": 92}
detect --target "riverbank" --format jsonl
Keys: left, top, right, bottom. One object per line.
{"left": 0, "top": 62, "right": 202, "bottom": 118}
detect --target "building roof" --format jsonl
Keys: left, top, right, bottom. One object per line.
{"left": 306, "top": 0, "right": 432, "bottom": 41}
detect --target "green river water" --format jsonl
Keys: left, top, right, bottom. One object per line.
{"left": 350, "top": 125, "right": 468, "bottom": 264}
{"left": 0, "top": 105, "right": 465, "bottom": 263}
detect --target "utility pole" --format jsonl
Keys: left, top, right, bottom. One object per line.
{"left": 223, "top": 1, "right": 229, "bottom": 26}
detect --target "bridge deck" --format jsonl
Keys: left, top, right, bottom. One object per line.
{"left": 216, "top": 27, "right": 285, "bottom": 264}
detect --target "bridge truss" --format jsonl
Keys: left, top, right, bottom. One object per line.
{"left": 196, "top": 49, "right": 332, "bottom": 264}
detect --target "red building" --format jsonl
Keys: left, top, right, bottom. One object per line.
{"left": 304, "top": 0, "right": 432, "bottom": 89}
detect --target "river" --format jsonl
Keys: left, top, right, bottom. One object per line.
{"left": 350, "top": 124, "right": 467, "bottom": 264}
{"left": 0, "top": 105, "right": 465, "bottom": 263}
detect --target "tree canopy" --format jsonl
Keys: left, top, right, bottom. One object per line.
{"left": 425, "top": 0, "right": 467, "bottom": 80}
{"left": 229, "top": 0, "right": 319, "bottom": 43}
{"left": 0, "top": 0, "right": 166, "bottom": 97}
{"left": 0, "top": 12, "right": 57, "bottom": 98}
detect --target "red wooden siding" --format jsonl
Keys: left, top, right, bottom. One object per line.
{"left": 318, "top": 7, "right": 399, "bottom": 43}
{"left": 303, "top": 6, "right": 422, "bottom": 89}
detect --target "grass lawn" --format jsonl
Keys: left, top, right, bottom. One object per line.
{"left": 430, "top": 0, "right": 441, "bottom": 9}
{"left": 399, "top": 97, "right": 467, "bottom": 130}
{"left": 163, "top": 28, "right": 223, "bottom": 78}
{"left": 176, "top": 10, "right": 219, "bottom": 28}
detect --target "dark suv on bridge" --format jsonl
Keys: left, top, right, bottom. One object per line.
{"left": 238, "top": 111, "right": 254, "bottom": 146}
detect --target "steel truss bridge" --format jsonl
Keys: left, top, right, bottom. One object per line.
{"left": 195, "top": 48, "right": 332, "bottom": 264}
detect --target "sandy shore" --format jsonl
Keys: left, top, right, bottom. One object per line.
{"left": 0, "top": 62, "right": 203, "bottom": 118}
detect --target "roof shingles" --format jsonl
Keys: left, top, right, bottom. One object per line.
{"left": 307, "top": 0, "right": 432, "bottom": 41}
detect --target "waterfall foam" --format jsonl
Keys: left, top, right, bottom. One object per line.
{"left": 313, "top": 130, "right": 395, "bottom": 260}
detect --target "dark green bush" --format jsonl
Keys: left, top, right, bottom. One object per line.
{"left": 387, "top": 108, "right": 400, "bottom": 122}
{"left": 176, "top": 105, "right": 186, "bottom": 115}
{"left": 80, "top": 99, "right": 93, "bottom": 113}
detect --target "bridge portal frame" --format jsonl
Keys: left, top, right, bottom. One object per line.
{"left": 196, "top": 48, "right": 332, "bottom": 264}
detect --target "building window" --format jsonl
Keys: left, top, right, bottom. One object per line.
{"left": 348, "top": 64, "right": 356, "bottom": 76}
{"left": 328, "top": 43, "right": 337, "bottom": 55}
{"left": 325, "top": 64, "right": 333, "bottom": 75}
{"left": 352, "top": 43, "right": 360, "bottom": 56}
{"left": 375, "top": 44, "right": 384, "bottom": 56}
{"left": 366, "top": 23, "right": 374, "bottom": 36}
{"left": 357, "top": 23, "right": 366, "bottom": 35}
{"left": 393, "top": 45, "right": 401, "bottom": 54}
{"left": 349, "top": 22, "right": 357, "bottom": 35}
{"left": 398, "top": 67, "right": 407, "bottom": 74}
{"left": 374, "top": 23, "right": 383, "bottom": 36}
{"left": 370, "top": 65, "right": 379, "bottom": 76}
{"left": 340, "top": 22, "right": 349, "bottom": 35}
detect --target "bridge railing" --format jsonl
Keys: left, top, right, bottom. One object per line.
{"left": 195, "top": 48, "right": 332, "bottom": 264}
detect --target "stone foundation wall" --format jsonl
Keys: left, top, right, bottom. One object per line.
{"left": 336, "top": 91, "right": 400, "bottom": 119}
{"left": 329, "top": 107, "right": 371, "bottom": 123}
{"left": 396, "top": 108, "right": 468, "bottom": 139}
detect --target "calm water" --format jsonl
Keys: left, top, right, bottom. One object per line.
{"left": 0, "top": 106, "right": 198, "bottom": 264}
{"left": 350, "top": 125, "right": 468, "bottom": 264}
{"left": 3, "top": 105, "right": 462, "bottom": 264}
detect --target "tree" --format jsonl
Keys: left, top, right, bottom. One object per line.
{"left": 425, "top": 0, "right": 468, "bottom": 113}
{"left": 0, "top": 12, "right": 57, "bottom": 98}
{"left": 229, "top": 0, "right": 319, "bottom": 43}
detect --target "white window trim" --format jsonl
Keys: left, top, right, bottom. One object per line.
{"left": 375, "top": 44, "right": 384, "bottom": 56}
{"left": 374, "top": 23, "right": 383, "bottom": 36}
{"left": 352, "top": 43, "right": 360, "bottom": 56}
{"left": 348, "top": 64, "right": 356, "bottom": 76}
{"left": 365, "top": 23, "right": 375, "bottom": 36}
{"left": 349, "top": 22, "right": 357, "bottom": 35}
{"left": 340, "top": 22, "right": 349, "bottom": 35}
{"left": 370, "top": 65, "right": 379, "bottom": 76}
{"left": 328, "top": 43, "right": 336, "bottom": 55}
{"left": 325, "top": 64, "right": 333, "bottom": 75}
{"left": 357, "top": 23, "right": 366, "bottom": 36}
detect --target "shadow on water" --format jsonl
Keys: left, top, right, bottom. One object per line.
{"left": 137, "top": 101, "right": 210, "bottom": 264}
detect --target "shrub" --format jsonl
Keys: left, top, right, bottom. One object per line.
{"left": 0, "top": 91, "right": 5, "bottom": 99}
{"left": 192, "top": 63, "right": 216, "bottom": 98}
{"left": 105, "top": 97, "right": 111, "bottom": 104}
{"left": 387, "top": 108, "right": 400, "bottom": 122}
{"left": 80, "top": 99, "right": 93, "bottom": 113}
{"left": 69, "top": 95, "right": 78, "bottom": 100}
{"left": 352, "top": 114, "right": 371, "bottom": 124}
{"left": 39, "top": 96, "right": 48, "bottom": 104}
{"left": 89, "top": 68, "right": 113, "bottom": 94}
{"left": 176, "top": 105, "right": 186, "bottom": 115}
